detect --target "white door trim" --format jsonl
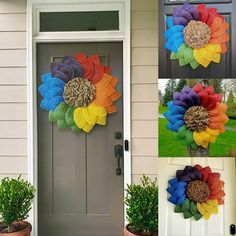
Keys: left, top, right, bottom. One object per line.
{"left": 27, "top": 1, "right": 131, "bottom": 235}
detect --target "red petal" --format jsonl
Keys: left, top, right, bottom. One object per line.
{"left": 193, "top": 83, "right": 203, "bottom": 93}
{"left": 217, "top": 198, "right": 224, "bottom": 205}
{"left": 194, "top": 164, "right": 203, "bottom": 171}
{"left": 206, "top": 8, "right": 217, "bottom": 26}
{"left": 197, "top": 4, "right": 208, "bottom": 23}
{"left": 210, "top": 180, "right": 224, "bottom": 194}
{"left": 207, "top": 173, "right": 220, "bottom": 189}
{"left": 199, "top": 166, "right": 212, "bottom": 182}
{"left": 209, "top": 190, "right": 225, "bottom": 200}
{"left": 104, "top": 66, "right": 111, "bottom": 74}
{"left": 89, "top": 55, "right": 104, "bottom": 84}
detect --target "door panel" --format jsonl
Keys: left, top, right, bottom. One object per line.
{"left": 158, "top": 158, "right": 236, "bottom": 236}
{"left": 159, "top": 1, "right": 236, "bottom": 78}
{"left": 37, "top": 42, "right": 123, "bottom": 236}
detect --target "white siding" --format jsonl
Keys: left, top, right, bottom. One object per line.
{"left": 0, "top": 0, "right": 27, "bottom": 177}
{"left": 131, "top": 0, "right": 158, "bottom": 183}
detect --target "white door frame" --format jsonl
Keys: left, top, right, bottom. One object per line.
{"left": 27, "top": 1, "right": 131, "bottom": 235}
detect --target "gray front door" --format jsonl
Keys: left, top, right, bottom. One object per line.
{"left": 37, "top": 43, "right": 123, "bottom": 236}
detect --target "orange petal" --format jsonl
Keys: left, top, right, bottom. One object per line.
{"left": 209, "top": 113, "right": 228, "bottom": 123}
{"left": 208, "top": 102, "right": 227, "bottom": 115}
{"left": 95, "top": 73, "right": 112, "bottom": 91}
{"left": 96, "top": 85, "right": 116, "bottom": 98}
{"left": 209, "top": 190, "right": 225, "bottom": 200}
{"left": 110, "top": 91, "right": 120, "bottom": 101}
{"left": 208, "top": 121, "right": 224, "bottom": 130}
{"left": 217, "top": 198, "right": 224, "bottom": 205}
{"left": 106, "top": 104, "right": 117, "bottom": 114}
{"left": 211, "top": 21, "right": 229, "bottom": 38}
{"left": 94, "top": 97, "right": 113, "bottom": 107}
{"left": 220, "top": 43, "right": 227, "bottom": 53}
{"left": 110, "top": 76, "right": 118, "bottom": 87}
{"left": 209, "top": 32, "right": 229, "bottom": 44}
{"left": 210, "top": 16, "right": 224, "bottom": 33}
{"left": 210, "top": 180, "right": 224, "bottom": 194}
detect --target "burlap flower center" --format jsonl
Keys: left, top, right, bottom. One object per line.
{"left": 184, "top": 106, "right": 209, "bottom": 132}
{"left": 184, "top": 20, "right": 211, "bottom": 48}
{"left": 186, "top": 180, "right": 210, "bottom": 203}
{"left": 63, "top": 78, "right": 96, "bottom": 108}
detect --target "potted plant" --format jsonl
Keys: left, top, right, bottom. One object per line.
{"left": 0, "top": 176, "right": 36, "bottom": 235}
{"left": 124, "top": 175, "right": 158, "bottom": 236}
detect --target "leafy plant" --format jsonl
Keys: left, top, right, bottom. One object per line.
{"left": 125, "top": 175, "right": 158, "bottom": 234}
{"left": 0, "top": 176, "right": 36, "bottom": 231}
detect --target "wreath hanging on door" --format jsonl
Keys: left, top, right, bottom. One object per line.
{"left": 164, "top": 3, "right": 229, "bottom": 69}
{"left": 163, "top": 83, "right": 228, "bottom": 149}
{"left": 38, "top": 53, "right": 120, "bottom": 133}
{"left": 167, "top": 165, "right": 225, "bottom": 220}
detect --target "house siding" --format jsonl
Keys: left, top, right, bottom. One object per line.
{"left": 131, "top": 0, "right": 158, "bottom": 183}
{"left": 0, "top": 0, "right": 27, "bottom": 180}
{"left": 0, "top": 0, "right": 158, "bottom": 182}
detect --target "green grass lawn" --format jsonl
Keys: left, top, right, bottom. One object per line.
{"left": 158, "top": 106, "right": 236, "bottom": 157}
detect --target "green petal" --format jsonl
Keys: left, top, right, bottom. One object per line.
{"left": 57, "top": 119, "right": 68, "bottom": 129}
{"left": 54, "top": 102, "right": 69, "bottom": 120}
{"left": 190, "top": 142, "right": 199, "bottom": 150}
{"left": 193, "top": 212, "right": 203, "bottom": 221}
{"left": 177, "top": 44, "right": 186, "bottom": 58}
{"left": 181, "top": 199, "right": 190, "bottom": 212}
{"left": 186, "top": 130, "right": 194, "bottom": 145}
{"left": 183, "top": 211, "right": 192, "bottom": 219}
{"left": 190, "top": 201, "right": 198, "bottom": 216}
{"left": 190, "top": 60, "right": 200, "bottom": 69}
{"left": 184, "top": 46, "right": 193, "bottom": 64}
{"left": 71, "top": 125, "right": 81, "bottom": 133}
{"left": 177, "top": 125, "right": 187, "bottom": 139}
{"left": 48, "top": 111, "right": 56, "bottom": 123}
{"left": 179, "top": 57, "right": 188, "bottom": 66}
{"left": 170, "top": 52, "right": 179, "bottom": 60}
{"left": 65, "top": 107, "right": 76, "bottom": 127}
{"left": 174, "top": 205, "right": 183, "bottom": 213}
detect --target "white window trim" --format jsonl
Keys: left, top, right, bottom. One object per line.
{"left": 27, "top": 1, "right": 131, "bottom": 235}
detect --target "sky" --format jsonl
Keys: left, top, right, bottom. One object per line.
{"left": 159, "top": 79, "right": 170, "bottom": 93}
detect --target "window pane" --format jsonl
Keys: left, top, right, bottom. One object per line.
{"left": 40, "top": 11, "right": 119, "bottom": 32}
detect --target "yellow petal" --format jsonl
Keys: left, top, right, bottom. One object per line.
{"left": 197, "top": 203, "right": 211, "bottom": 220}
{"left": 206, "top": 127, "right": 220, "bottom": 136}
{"left": 206, "top": 199, "right": 218, "bottom": 207}
{"left": 205, "top": 44, "right": 221, "bottom": 53}
{"left": 82, "top": 123, "right": 94, "bottom": 133}
{"left": 199, "top": 48, "right": 213, "bottom": 62}
{"left": 97, "top": 116, "right": 107, "bottom": 126}
{"left": 82, "top": 108, "right": 97, "bottom": 125}
{"left": 202, "top": 203, "right": 217, "bottom": 214}
{"left": 74, "top": 108, "right": 87, "bottom": 128}
{"left": 88, "top": 103, "right": 107, "bottom": 117}
{"left": 193, "top": 49, "right": 211, "bottom": 68}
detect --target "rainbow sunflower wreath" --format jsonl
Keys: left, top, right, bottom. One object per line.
{"left": 164, "top": 3, "right": 229, "bottom": 69}
{"left": 164, "top": 83, "right": 229, "bottom": 149}
{"left": 167, "top": 165, "right": 225, "bottom": 220}
{"left": 38, "top": 53, "right": 120, "bottom": 133}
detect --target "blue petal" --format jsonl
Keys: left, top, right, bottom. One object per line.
{"left": 167, "top": 120, "right": 185, "bottom": 132}
{"left": 168, "top": 196, "right": 177, "bottom": 205}
{"left": 168, "top": 178, "right": 178, "bottom": 186}
{"left": 175, "top": 181, "right": 187, "bottom": 188}
{"left": 41, "top": 73, "right": 51, "bottom": 83}
{"left": 45, "top": 87, "right": 64, "bottom": 101}
{"left": 167, "top": 186, "right": 175, "bottom": 194}
{"left": 164, "top": 25, "right": 184, "bottom": 39}
{"left": 165, "top": 32, "right": 184, "bottom": 51}
{"left": 40, "top": 99, "right": 50, "bottom": 111}
{"left": 171, "top": 39, "right": 185, "bottom": 53}
{"left": 173, "top": 188, "right": 185, "bottom": 198}
{"left": 170, "top": 105, "right": 186, "bottom": 115}
{"left": 176, "top": 194, "right": 186, "bottom": 205}
{"left": 46, "top": 78, "right": 65, "bottom": 89}
{"left": 168, "top": 114, "right": 184, "bottom": 124}
{"left": 38, "top": 84, "right": 49, "bottom": 97}
{"left": 166, "top": 16, "right": 174, "bottom": 28}
{"left": 48, "top": 96, "right": 64, "bottom": 111}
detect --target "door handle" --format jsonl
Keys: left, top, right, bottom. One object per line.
{"left": 114, "top": 144, "right": 123, "bottom": 175}
{"left": 230, "top": 224, "right": 236, "bottom": 235}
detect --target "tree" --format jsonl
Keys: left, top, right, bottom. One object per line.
{"left": 163, "top": 79, "right": 177, "bottom": 105}
{"left": 175, "top": 79, "right": 187, "bottom": 92}
{"left": 226, "top": 91, "right": 236, "bottom": 119}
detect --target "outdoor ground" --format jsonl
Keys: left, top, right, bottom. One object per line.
{"left": 158, "top": 106, "right": 236, "bottom": 157}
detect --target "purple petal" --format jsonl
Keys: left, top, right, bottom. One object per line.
{"left": 62, "top": 56, "right": 84, "bottom": 78}
{"left": 173, "top": 8, "right": 193, "bottom": 22}
{"left": 180, "top": 93, "right": 194, "bottom": 107}
{"left": 173, "top": 16, "right": 189, "bottom": 26}
{"left": 51, "top": 63, "right": 74, "bottom": 82}
{"left": 182, "top": 3, "right": 199, "bottom": 20}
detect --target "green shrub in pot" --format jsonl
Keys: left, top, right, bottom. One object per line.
{"left": 124, "top": 175, "right": 158, "bottom": 236}
{"left": 0, "top": 176, "right": 36, "bottom": 235}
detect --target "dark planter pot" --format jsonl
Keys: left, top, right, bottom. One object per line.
{"left": 0, "top": 221, "right": 32, "bottom": 236}
{"left": 124, "top": 224, "right": 158, "bottom": 236}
